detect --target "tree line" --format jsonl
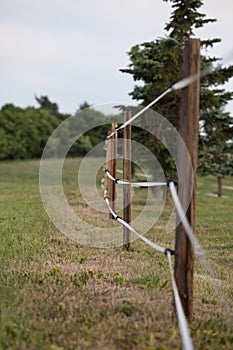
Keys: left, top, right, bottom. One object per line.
{"left": 0, "top": 99, "right": 109, "bottom": 160}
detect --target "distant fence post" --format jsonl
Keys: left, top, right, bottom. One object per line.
{"left": 175, "top": 38, "right": 200, "bottom": 322}
{"left": 104, "top": 131, "right": 111, "bottom": 198}
{"left": 105, "top": 123, "right": 117, "bottom": 219}
{"left": 110, "top": 123, "right": 118, "bottom": 216}
{"left": 123, "top": 111, "right": 132, "bottom": 249}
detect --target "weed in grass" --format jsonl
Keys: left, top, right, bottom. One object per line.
{"left": 114, "top": 273, "right": 125, "bottom": 285}
{"left": 122, "top": 300, "right": 135, "bottom": 317}
{"left": 130, "top": 274, "right": 169, "bottom": 291}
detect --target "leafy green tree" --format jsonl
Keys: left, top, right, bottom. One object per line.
{"left": 0, "top": 101, "right": 114, "bottom": 160}
{"left": 120, "top": 0, "right": 233, "bottom": 181}
{"left": 0, "top": 104, "right": 60, "bottom": 160}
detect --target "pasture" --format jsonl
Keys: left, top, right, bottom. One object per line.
{"left": 0, "top": 159, "right": 232, "bottom": 349}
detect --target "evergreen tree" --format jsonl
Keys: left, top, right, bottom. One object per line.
{"left": 120, "top": 0, "right": 233, "bottom": 180}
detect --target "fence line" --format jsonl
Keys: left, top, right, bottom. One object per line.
{"left": 103, "top": 128, "right": 197, "bottom": 348}
{"left": 101, "top": 59, "right": 211, "bottom": 348}
{"left": 103, "top": 88, "right": 201, "bottom": 347}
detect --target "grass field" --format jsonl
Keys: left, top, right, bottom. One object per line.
{"left": 0, "top": 159, "right": 232, "bottom": 350}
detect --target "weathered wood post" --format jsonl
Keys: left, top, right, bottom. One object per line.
{"left": 123, "top": 111, "right": 132, "bottom": 249}
{"left": 175, "top": 38, "right": 200, "bottom": 322}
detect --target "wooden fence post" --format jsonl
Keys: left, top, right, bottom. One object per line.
{"left": 123, "top": 111, "right": 132, "bottom": 249}
{"left": 175, "top": 38, "right": 200, "bottom": 322}
{"left": 105, "top": 132, "right": 111, "bottom": 186}
{"left": 110, "top": 123, "right": 118, "bottom": 216}
{"left": 104, "top": 123, "right": 117, "bottom": 219}
{"left": 105, "top": 124, "right": 117, "bottom": 219}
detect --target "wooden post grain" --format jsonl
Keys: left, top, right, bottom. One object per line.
{"left": 123, "top": 111, "right": 132, "bottom": 249}
{"left": 175, "top": 39, "right": 200, "bottom": 322}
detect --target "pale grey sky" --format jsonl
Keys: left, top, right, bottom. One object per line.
{"left": 0, "top": 0, "right": 233, "bottom": 114}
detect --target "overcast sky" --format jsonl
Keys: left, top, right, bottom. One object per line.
{"left": 1, "top": 0, "right": 233, "bottom": 114}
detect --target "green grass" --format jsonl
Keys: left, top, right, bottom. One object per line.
{"left": 0, "top": 159, "right": 232, "bottom": 350}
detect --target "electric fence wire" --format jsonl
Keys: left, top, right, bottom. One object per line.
{"left": 168, "top": 181, "right": 195, "bottom": 247}
{"left": 167, "top": 251, "right": 194, "bottom": 350}
{"left": 104, "top": 168, "right": 167, "bottom": 187}
{"left": 104, "top": 169, "right": 196, "bottom": 248}
{"left": 106, "top": 62, "right": 219, "bottom": 141}
{"left": 107, "top": 88, "right": 171, "bottom": 139}
{"left": 103, "top": 188, "right": 167, "bottom": 254}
